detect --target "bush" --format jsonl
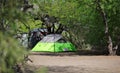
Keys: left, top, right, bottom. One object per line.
{"left": 0, "top": 32, "right": 27, "bottom": 73}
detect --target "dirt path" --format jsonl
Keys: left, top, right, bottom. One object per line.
{"left": 28, "top": 55, "right": 120, "bottom": 73}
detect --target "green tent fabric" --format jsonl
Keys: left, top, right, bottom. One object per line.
{"left": 31, "top": 42, "right": 76, "bottom": 52}
{"left": 31, "top": 34, "right": 76, "bottom": 52}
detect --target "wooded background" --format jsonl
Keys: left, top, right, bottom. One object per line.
{"left": 0, "top": 0, "right": 120, "bottom": 72}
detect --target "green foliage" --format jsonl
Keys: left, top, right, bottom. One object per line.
{"left": 87, "top": 0, "right": 120, "bottom": 46}
{"left": 0, "top": 0, "right": 120, "bottom": 56}
{"left": 0, "top": 32, "right": 27, "bottom": 73}
{"left": 32, "top": 0, "right": 120, "bottom": 50}
{"left": 0, "top": 0, "right": 42, "bottom": 33}
{"left": 30, "top": 0, "right": 86, "bottom": 49}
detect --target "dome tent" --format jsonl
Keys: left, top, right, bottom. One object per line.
{"left": 31, "top": 34, "right": 76, "bottom": 52}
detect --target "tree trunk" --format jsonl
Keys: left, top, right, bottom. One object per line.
{"left": 96, "top": 0, "right": 117, "bottom": 55}
{"left": 113, "top": 45, "right": 118, "bottom": 55}
{"left": 108, "top": 36, "right": 114, "bottom": 55}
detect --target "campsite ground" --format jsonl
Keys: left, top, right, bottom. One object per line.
{"left": 28, "top": 54, "right": 120, "bottom": 73}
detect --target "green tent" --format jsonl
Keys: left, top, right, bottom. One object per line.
{"left": 31, "top": 34, "right": 76, "bottom": 52}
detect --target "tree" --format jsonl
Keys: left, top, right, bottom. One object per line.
{"left": 95, "top": 0, "right": 120, "bottom": 55}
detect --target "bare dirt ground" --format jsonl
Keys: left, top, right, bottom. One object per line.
{"left": 28, "top": 55, "right": 120, "bottom": 73}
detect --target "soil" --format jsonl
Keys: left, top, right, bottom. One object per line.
{"left": 27, "top": 55, "right": 120, "bottom": 73}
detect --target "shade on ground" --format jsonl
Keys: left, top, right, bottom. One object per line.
{"left": 31, "top": 42, "right": 76, "bottom": 52}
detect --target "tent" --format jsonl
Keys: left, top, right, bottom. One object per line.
{"left": 29, "top": 28, "right": 47, "bottom": 48}
{"left": 31, "top": 34, "right": 76, "bottom": 52}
